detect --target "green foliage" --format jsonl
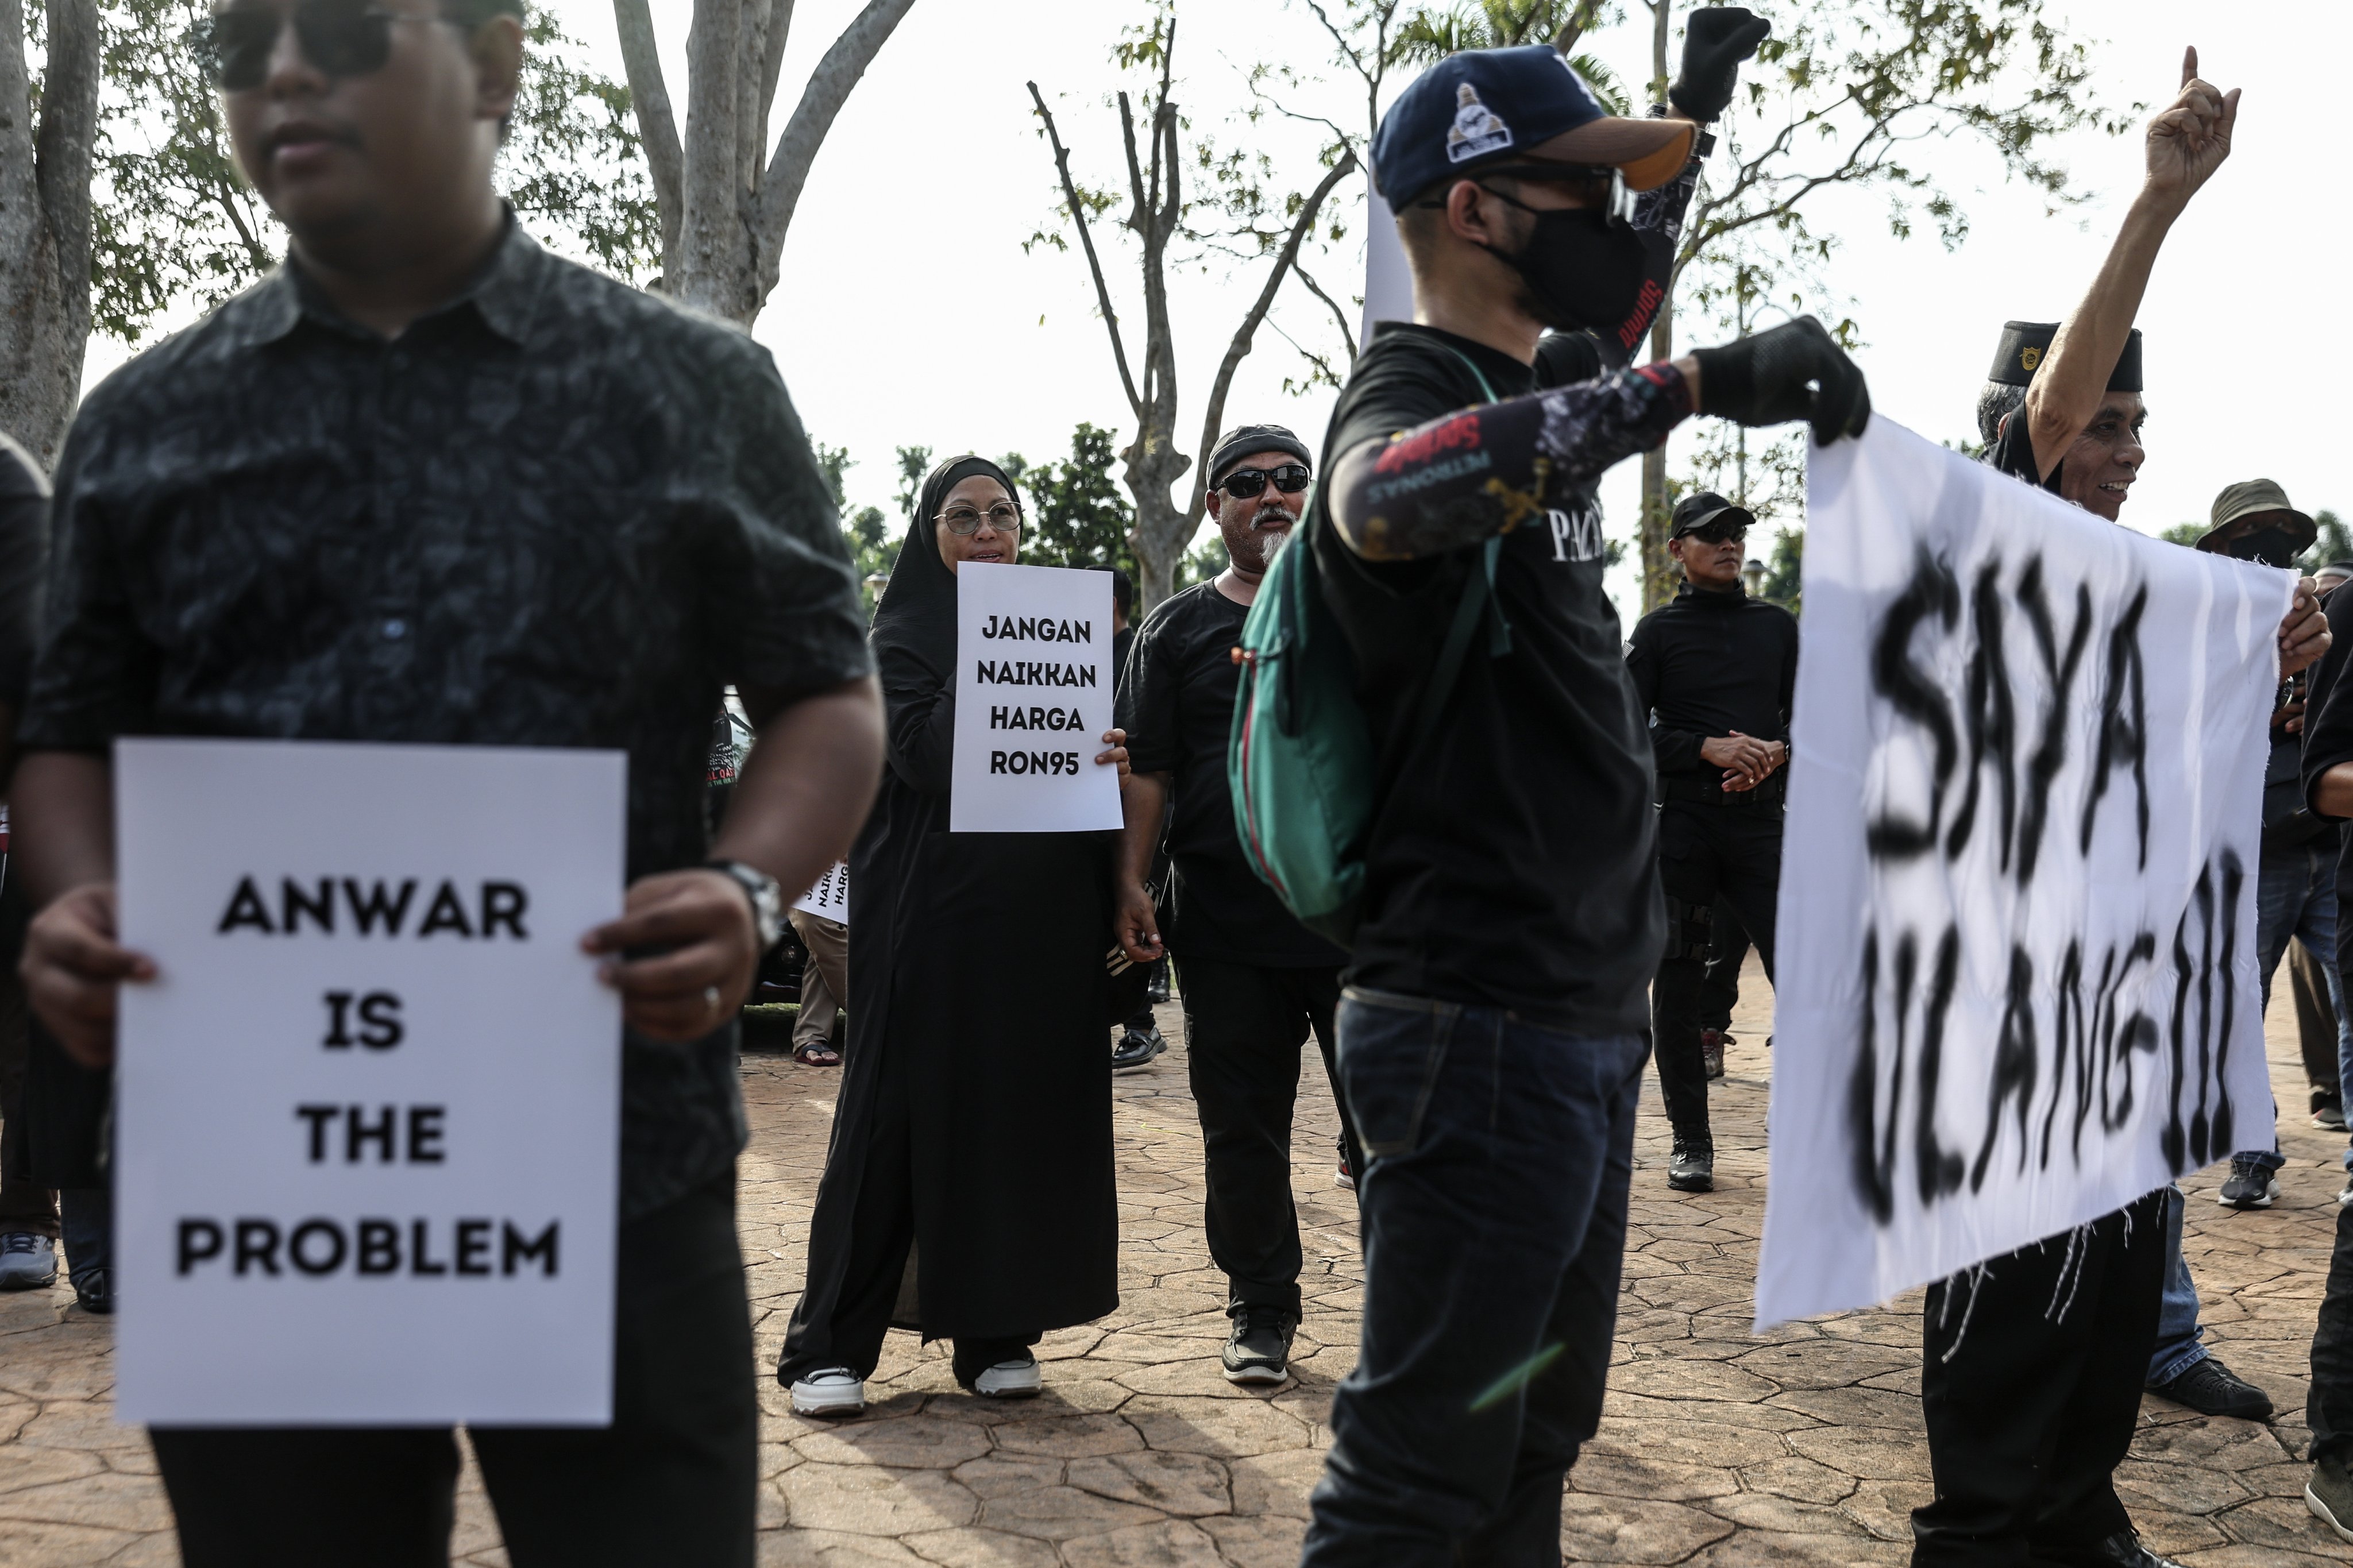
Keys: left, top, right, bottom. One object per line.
{"left": 1002, "top": 423, "right": 1139, "bottom": 577}
{"left": 84, "top": 2, "right": 657, "bottom": 343}
{"left": 1393, "top": 1, "right": 1627, "bottom": 109}
{"left": 2158, "top": 522, "right": 2207, "bottom": 549}
{"left": 1174, "top": 534, "right": 1227, "bottom": 590}
{"left": 2298, "top": 510, "right": 2353, "bottom": 576}
{"left": 812, "top": 439, "right": 894, "bottom": 619}
{"left": 1756, "top": 526, "right": 1801, "bottom": 611}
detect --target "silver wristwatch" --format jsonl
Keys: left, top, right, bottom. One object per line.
{"left": 707, "top": 859, "right": 786, "bottom": 951}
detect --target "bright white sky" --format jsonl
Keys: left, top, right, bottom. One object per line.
{"left": 91, "top": 1, "right": 2347, "bottom": 621}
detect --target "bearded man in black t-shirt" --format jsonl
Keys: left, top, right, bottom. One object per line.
{"left": 1113, "top": 423, "right": 1363, "bottom": 1389}
{"left": 1285, "top": 24, "right": 1875, "bottom": 1566}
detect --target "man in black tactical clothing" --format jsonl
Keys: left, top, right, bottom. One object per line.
{"left": 1626, "top": 491, "right": 1795, "bottom": 1193}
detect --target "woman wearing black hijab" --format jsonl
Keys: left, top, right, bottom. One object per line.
{"left": 779, "top": 456, "right": 1127, "bottom": 1412}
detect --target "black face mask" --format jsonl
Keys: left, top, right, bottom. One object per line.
{"left": 1477, "top": 191, "right": 1652, "bottom": 337}
{"left": 2229, "top": 527, "right": 2302, "bottom": 569}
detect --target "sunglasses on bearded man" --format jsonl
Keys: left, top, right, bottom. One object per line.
{"left": 191, "top": 0, "right": 483, "bottom": 92}
{"left": 1218, "top": 464, "right": 1311, "bottom": 500}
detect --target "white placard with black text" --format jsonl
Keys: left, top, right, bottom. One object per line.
{"left": 950, "top": 562, "right": 1123, "bottom": 833}
{"left": 113, "top": 738, "right": 627, "bottom": 1425}
{"left": 1758, "top": 419, "right": 2285, "bottom": 1327}
{"left": 794, "top": 861, "right": 849, "bottom": 923}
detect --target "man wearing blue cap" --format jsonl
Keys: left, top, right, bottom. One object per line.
{"left": 1293, "top": 16, "right": 1870, "bottom": 1566}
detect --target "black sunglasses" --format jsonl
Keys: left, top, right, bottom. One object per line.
{"left": 1683, "top": 520, "right": 1748, "bottom": 545}
{"left": 191, "top": 1, "right": 464, "bottom": 92}
{"left": 1218, "top": 464, "right": 1311, "bottom": 500}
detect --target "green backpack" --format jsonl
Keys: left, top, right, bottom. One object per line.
{"left": 1226, "top": 353, "right": 1509, "bottom": 948}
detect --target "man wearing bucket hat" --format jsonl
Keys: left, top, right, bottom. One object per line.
{"left": 1291, "top": 13, "right": 1876, "bottom": 1565}
{"left": 1625, "top": 491, "right": 1796, "bottom": 1195}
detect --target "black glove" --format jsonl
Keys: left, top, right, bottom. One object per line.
{"left": 1669, "top": 6, "right": 1772, "bottom": 124}
{"left": 1692, "top": 316, "right": 1872, "bottom": 446}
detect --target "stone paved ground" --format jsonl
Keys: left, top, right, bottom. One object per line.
{"left": 3, "top": 965, "right": 2349, "bottom": 1564}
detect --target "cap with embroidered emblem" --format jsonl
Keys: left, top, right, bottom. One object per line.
{"left": 1372, "top": 45, "right": 1695, "bottom": 210}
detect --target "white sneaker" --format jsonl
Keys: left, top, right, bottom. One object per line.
{"left": 972, "top": 1356, "right": 1042, "bottom": 1398}
{"left": 0, "top": 1233, "right": 57, "bottom": 1291}
{"left": 789, "top": 1368, "right": 866, "bottom": 1418}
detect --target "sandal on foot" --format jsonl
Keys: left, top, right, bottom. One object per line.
{"left": 793, "top": 1041, "right": 842, "bottom": 1067}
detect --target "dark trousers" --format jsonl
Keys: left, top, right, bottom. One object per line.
{"left": 1911, "top": 1189, "right": 2166, "bottom": 1565}
{"left": 1175, "top": 956, "right": 1360, "bottom": 1316}
{"left": 152, "top": 1169, "right": 757, "bottom": 1568}
{"left": 1651, "top": 802, "right": 1782, "bottom": 1143}
{"left": 1699, "top": 899, "right": 1749, "bottom": 1034}
{"left": 0, "top": 948, "right": 57, "bottom": 1238}
{"left": 1301, "top": 987, "right": 1646, "bottom": 1567}
{"left": 2310, "top": 1200, "right": 2353, "bottom": 1464}
{"left": 772, "top": 1036, "right": 1036, "bottom": 1384}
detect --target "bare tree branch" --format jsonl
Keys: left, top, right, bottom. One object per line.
{"left": 1291, "top": 255, "right": 1358, "bottom": 362}
{"left": 0, "top": 0, "right": 102, "bottom": 461}
{"left": 751, "top": 0, "right": 917, "bottom": 297}
{"left": 611, "top": 0, "right": 684, "bottom": 258}
{"left": 1191, "top": 150, "right": 1357, "bottom": 507}
{"left": 1028, "top": 81, "right": 1143, "bottom": 418}
{"left": 755, "top": 0, "right": 794, "bottom": 161}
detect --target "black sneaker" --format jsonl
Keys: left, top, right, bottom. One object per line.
{"left": 2315, "top": 1092, "right": 2347, "bottom": 1132}
{"left": 1222, "top": 1302, "right": 1296, "bottom": 1386}
{"left": 2310, "top": 1450, "right": 2353, "bottom": 1544}
{"left": 1110, "top": 1027, "right": 1166, "bottom": 1072}
{"left": 2215, "top": 1154, "right": 2279, "bottom": 1210}
{"left": 2150, "top": 1356, "right": 2272, "bottom": 1420}
{"left": 1668, "top": 1139, "right": 1714, "bottom": 1192}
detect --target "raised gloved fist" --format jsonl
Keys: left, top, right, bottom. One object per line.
{"left": 1692, "top": 316, "right": 1871, "bottom": 446}
{"left": 1669, "top": 6, "right": 1773, "bottom": 125}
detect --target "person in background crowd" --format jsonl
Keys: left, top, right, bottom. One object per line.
{"left": 789, "top": 887, "right": 847, "bottom": 1068}
{"left": 2320, "top": 561, "right": 2353, "bottom": 597}
{"left": 9, "top": 5, "right": 886, "bottom": 1561}
{"left": 2291, "top": 940, "right": 2348, "bottom": 1130}
{"left": 1626, "top": 491, "right": 1795, "bottom": 1194}
{"left": 1108, "top": 566, "right": 1171, "bottom": 1071}
{"left": 2197, "top": 481, "right": 2325, "bottom": 1208}
{"left": 1920, "top": 55, "right": 2314, "bottom": 1568}
{"left": 1114, "top": 422, "right": 1364, "bottom": 1387}
{"left": 777, "top": 457, "right": 1131, "bottom": 1418}
{"left": 2292, "top": 489, "right": 2353, "bottom": 1544}
{"left": 1293, "top": 18, "right": 1874, "bottom": 1560}
{"left": 0, "top": 433, "right": 74, "bottom": 1301}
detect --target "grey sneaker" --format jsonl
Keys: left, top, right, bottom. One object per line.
{"left": 1668, "top": 1139, "right": 1715, "bottom": 1193}
{"left": 788, "top": 1367, "right": 866, "bottom": 1418}
{"left": 2310, "top": 1450, "right": 2353, "bottom": 1544}
{"left": 2216, "top": 1155, "right": 2279, "bottom": 1210}
{"left": 1222, "top": 1302, "right": 1297, "bottom": 1386}
{"left": 0, "top": 1233, "right": 57, "bottom": 1291}
{"left": 971, "top": 1355, "right": 1042, "bottom": 1398}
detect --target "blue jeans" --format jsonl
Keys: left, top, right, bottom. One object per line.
{"left": 1299, "top": 988, "right": 1646, "bottom": 1568}
{"left": 2147, "top": 1184, "right": 2207, "bottom": 1387}
{"left": 2253, "top": 844, "right": 2349, "bottom": 1175}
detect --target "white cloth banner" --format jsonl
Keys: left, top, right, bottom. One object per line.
{"left": 794, "top": 860, "right": 849, "bottom": 923}
{"left": 1757, "top": 419, "right": 2288, "bottom": 1327}
{"left": 950, "top": 562, "right": 1123, "bottom": 833}
{"left": 114, "top": 738, "right": 626, "bottom": 1424}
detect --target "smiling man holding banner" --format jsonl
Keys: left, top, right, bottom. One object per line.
{"left": 10, "top": 3, "right": 882, "bottom": 1563}
{"left": 1762, "top": 51, "right": 2326, "bottom": 1568}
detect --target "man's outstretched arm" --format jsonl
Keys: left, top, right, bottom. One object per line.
{"left": 2024, "top": 48, "right": 2236, "bottom": 480}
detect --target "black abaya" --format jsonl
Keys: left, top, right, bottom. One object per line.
{"left": 780, "top": 458, "right": 1119, "bottom": 1379}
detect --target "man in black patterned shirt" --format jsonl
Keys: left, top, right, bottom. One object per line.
{"left": 12, "top": 5, "right": 882, "bottom": 1563}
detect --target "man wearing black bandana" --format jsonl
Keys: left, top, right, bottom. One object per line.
{"left": 1293, "top": 19, "right": 1874, "bottom": 1566}
{"left": 1918, "top": 50, "right": 2325, "bottom": 1568}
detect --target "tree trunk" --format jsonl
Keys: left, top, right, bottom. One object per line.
{"left": 616, "top": 0, "right": 914, "bottom": 327}
{"left": 1637, "top": 0, "right": 1676, "bottom": 613}
{"left": 0, "top": 0, "right": 102, "bottom": 468}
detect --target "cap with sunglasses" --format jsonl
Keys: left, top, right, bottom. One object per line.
{"left": 1206, "top": 424, "right": 1313, "bottom": 492}
{"left": 194, "top": 0, "right": 518, "bottom": 92}
{"left": 1372, "top": 46, "right": 1695, "bottom": 211}
{"left": 1669, "top": 492, "right": 1755, "bottom": 543}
